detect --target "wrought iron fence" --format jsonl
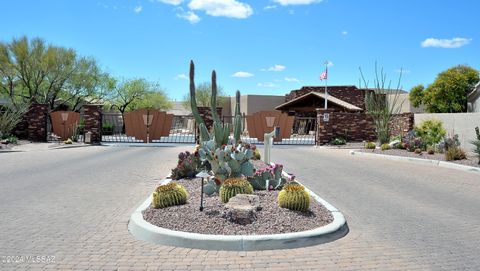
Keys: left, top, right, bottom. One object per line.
{"left": 100, "top": 112, "right": 316, "bottom": 145}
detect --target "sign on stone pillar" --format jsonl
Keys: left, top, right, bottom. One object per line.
{"left": 83, "top": 104, "right": 102, "bottom": 144}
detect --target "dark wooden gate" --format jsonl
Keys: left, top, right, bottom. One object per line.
{"left": 50, "top": 111, "right": 81, "bottom": 140}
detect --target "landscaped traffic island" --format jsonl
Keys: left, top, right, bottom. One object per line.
{"left": 128, "top": 61, "right": 347, "bottom": 250}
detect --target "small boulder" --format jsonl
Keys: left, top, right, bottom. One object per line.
{"left": 223, "top": 194, "right": 261, "bottom": 225}
{"left": 389, "top": 139, "right": 401, "bottom": 148}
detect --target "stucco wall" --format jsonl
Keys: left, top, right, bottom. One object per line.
{"left": 414, "top": 113, "right": 480, "bottom": 153}
{"left": 387, "top": 93, "right": 425, "bottom": 113}
{"left": 224, "top": 95, "right": 285, "bottom": 116}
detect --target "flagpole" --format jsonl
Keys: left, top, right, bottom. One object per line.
{"left": 324, "top": 61, "right": 328, "bottom": 109}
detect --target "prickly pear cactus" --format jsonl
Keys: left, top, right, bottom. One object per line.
{"left": 249, "top": 163, "right": 286, "bottom": 190}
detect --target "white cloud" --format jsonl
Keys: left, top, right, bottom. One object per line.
{"left": 158, "top": 0, "right": 183, "bottom": 5}
{"left": 264, "top": 5, "right": 277, "bottom": 10}
{"left": 341, "top": 30, "right": 348, "bottom": 35}
{"left": 232, "top": 71, "right": 253, "bottom": 78}
{"left": 134, "top": 5, "right": 143, "bottom": 13}
{"left": 421, "top": 37, "right": 472, "bottom": 48}
{"left": 273, "top": 0, "right": 322, "bottom": 6}
{"left": 395, "top": 69, "right": 410, "bottom": 74}
{"left": 176, "top": 8, "right": 201, "bottom": 23}
{"left": 327, "top": 61, "right": 333, "bottom": 67}
{"left": 175, "top": 73, "right": 188, "bottom": 80}
{"left": 188, "top": 0, "right": 253, "bottom": 19}
{"left": 284, "top": 77, "right": 299, "bottom": 82}
{"left": 257, "top": 82, "right": 277, "bottom": 88}
{"left": 262, "top": 64, "right": 286, "bottom": 72}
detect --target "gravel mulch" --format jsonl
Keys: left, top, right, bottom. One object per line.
{"left": 359, "top": 149, "right": 480, "bottom": 168}
{"left": 142, "top": 178, "right": 333, "bottom": 235}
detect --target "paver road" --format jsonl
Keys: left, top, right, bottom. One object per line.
{"left": 1, "top": 145, "right": 479, "bottom": 270}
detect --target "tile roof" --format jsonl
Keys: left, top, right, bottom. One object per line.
{"left": 275, "top": 92, "right": 362, "bottom": 111}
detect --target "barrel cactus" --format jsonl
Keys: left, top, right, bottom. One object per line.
{"left": 278, "top": 183, "right": 310, "bottom": 212}
{"left": 219, "top": 177, "right": 253, "bottom": 203}
{"left": 152, "top": 182, "right": 188, "bottom": 208}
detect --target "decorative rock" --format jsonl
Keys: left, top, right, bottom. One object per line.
{"left": 223, "top": 194, "right": 261, "bottom": 225}
{"left": 389, "top": 139, "right": 401, "bottom": 148}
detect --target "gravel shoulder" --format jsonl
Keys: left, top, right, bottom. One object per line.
{"left": 142, "top": 178, "right": 333, "bottom": 235}
{"left": 359, "top": 148, "right": 480, "bottom": 168}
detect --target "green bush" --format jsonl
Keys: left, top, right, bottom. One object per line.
{"left": 445, "top": 147, "right": 466, "bottom": 161}
{"left": 278, "top": 183, "right": 310, "bottom": 212}
{"left": 415, "top": 119, "right": 446, "bottom": 147}
{"left": 380, "top": 143, "right": 391, "bottom": 151}
{"left": 102, "top": 122, "right": 114, "bottom": 135}
{"left": 219, "top": 177, "right": 253, "bottom": 203}
{"left": 0, "top": 103, "right": 28, "bottom": 138}
{"left": 330, "top": 137, "right": 346, "bottom": 145}
{"left": 152, "top": 182, "right": 188, "bottom": 208}
{"left": 365, "top": 142, "right": 376, "bottom": 149}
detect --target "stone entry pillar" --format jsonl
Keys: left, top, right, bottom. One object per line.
{"left": 316, "top": 108, "right": 335, "bottom": 145}
{"left": 13, "top": 103, "right": 48, "bottom": 142}
{"left": 83, "top": 104, "right": 102, "bottom": 144}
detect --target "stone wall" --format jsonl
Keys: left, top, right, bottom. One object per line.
{"left": 83, "top": 104, "right": 102, "bottom": 144}
{"left": 316, "top": 109, "right": 376, "bottom": 144}
{"left": 389, "top": 113, "right": 414, "bottom": 137}
{"left": 13, "top": 103, "right": 48, "bottom": 142}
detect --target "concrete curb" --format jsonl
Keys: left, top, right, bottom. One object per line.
{"left": 350, "top": 150, "right": 480, "bottom": 174}
{"left": 128, "top": 173, "right": 348, "bottom": 251}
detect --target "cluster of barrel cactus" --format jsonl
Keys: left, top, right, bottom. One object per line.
{"left": 249, "top": 163, "right": 287, "bottom": 190}
{"left": 278, "top": 182, "right": 310, "bottom": 212}
{"left": 152, "top": 182, "right": 189, "bottom": 209}
{"left": 219, "top": 177, "right": 254, "bottom": 203}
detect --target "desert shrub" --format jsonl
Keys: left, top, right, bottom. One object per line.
{"left": 427, "top": 146, "right": 435, "bottom": 155}
{"left": 380, "top": 143, "right": 391, "bottom": 151}
{"left": 437, "top": 134, "right": 461, "bottom": 153}
{"left": 171, "top": 151, "right": 201, "bottom": 180}
{"left": 102, "top": 122, "right": 114, "bottom": 135}
{"left": 445, "top": 147, "right": 466, "bottom": 161}
{"left": 330, "top": 137, "right": 346, "bottom": 145}
{"left": 414, "top": 148, "right": 422, "bottom": 154}
{"left": 415, "top": 119, "right": 446, "bottom": 147}
{"left": 152, "top": 182, "right": 188, "bottom": 208}
{"left": 403, "top": 130, "right": 424, "bottom": 152}
{"left": 0, "top": 103, "right": 28, "bottom": 138}
{"left": 278, "top": 183, "right": 310, "bottom": 212}
{"left": 63, "top": 138, "right": 73, "bottom": 144}
{"left": 365, "top": 142, "right": 376, "bottom": 149}
{"left": 219, "top": 177, "right": 253, "bottom": 203}
{"left": 390, "top": 134, "right": 402, "bottom": 142}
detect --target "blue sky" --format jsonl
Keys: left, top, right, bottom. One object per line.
{"left": 1, "top": 0, "right": 478, "bottom": 100}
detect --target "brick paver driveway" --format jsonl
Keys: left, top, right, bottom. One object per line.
{"left": 1, "top": 145, "right": 479, "bottom": 270}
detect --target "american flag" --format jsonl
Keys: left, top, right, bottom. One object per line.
{"left": 320, "top": 69, "right": 328, "bottom": 80}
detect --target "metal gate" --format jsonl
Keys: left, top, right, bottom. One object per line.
{"left": 102, "top": 110, "right": 196, "bottom": 143}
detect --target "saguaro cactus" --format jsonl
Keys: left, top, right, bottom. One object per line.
{"left": 233, "top": 90, "right": 242, "bottom": 143}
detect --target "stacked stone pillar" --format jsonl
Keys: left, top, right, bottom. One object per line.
{"left": 83, "top": 104, "right": 102, "bottom": 144}
{"left": 197, "top": 107, "right": 223, "bottom": 130}
{"left": 13, "top": 103, "right": 48, "bottom": 142}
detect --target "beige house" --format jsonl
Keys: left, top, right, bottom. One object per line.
{"left": 467, "top": 82, "right": 480, "bottom": 112}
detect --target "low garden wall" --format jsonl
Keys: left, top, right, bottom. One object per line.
{"left": 316, "top": 110, "right": 376, "bottom": 144}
